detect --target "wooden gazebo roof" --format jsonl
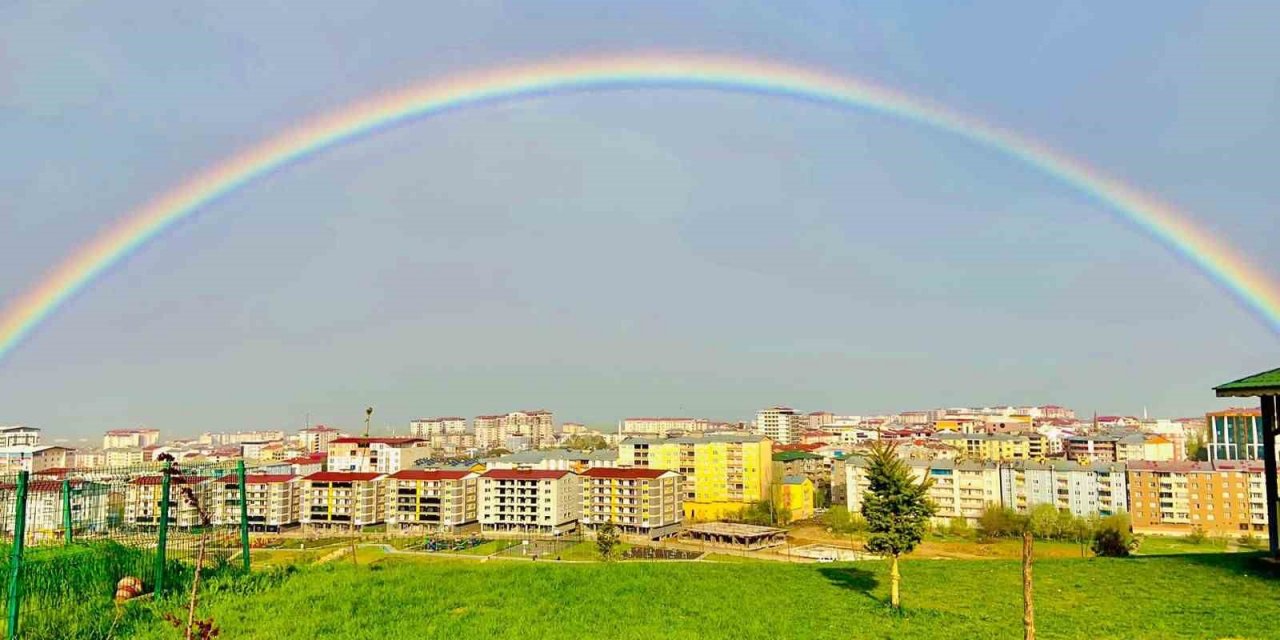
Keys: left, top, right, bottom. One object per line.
{"left": 1215, "top": 367, "right": 1280, "bottom": 398}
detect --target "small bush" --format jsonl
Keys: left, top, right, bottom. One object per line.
{"left": 1184, "top": 526, "right": 1207, "bottom": 545}
{"left": 948, "top": 517, "right": 973, "bottom": 539}
{"left": 1092, "top": 513, "right": 1137, "bottom": 557}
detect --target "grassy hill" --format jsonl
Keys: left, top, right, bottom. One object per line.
{"left": 118, "top": 552, "right": 1280, "bottom": 640}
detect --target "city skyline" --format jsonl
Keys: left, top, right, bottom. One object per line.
{"left": 3, "top": 2, "right": 1278, "bottom": 434}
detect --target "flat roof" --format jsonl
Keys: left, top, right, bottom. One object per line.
{"left": 685, "top": 522, "right": 785, "bottom": 537}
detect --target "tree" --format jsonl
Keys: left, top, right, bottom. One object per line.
{"left": 596, "top": 520, "right": 621, "bottom": 561}
{"left": 1091, "top": 513, "right": 1137, "bottom": 557}
{"left": 1028, "top": 504, "right": 1061, "bottom": 539}
{"left": 977, "top": 505, "right": 1024, "bottom": 540}
{"left": 860, "top": 442, "right": 936, "bottom": 608}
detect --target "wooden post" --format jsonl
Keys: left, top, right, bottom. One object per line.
{"left": 1262, "top": 395, "right": 1278, "bottom": 560}
{"left": 1022, "top": 529, "right": 1035, "bottom": 640}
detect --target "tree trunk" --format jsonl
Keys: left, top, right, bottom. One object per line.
{"left": 889, "top": 554, "right": 901, "bottom": 608}
{"left": 1022, "top": 530, "right": 1035, "bottom": 640}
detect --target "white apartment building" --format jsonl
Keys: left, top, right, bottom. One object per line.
{"left": 618, "top": 418, "right": 712, "bottom": 437}
{"left": 296, "top": 425, "right": 343, "bottom": 454}
{"left": 0, "top": 426, "right": 40, "bottom": 448}
{"left": 300, "top": 472, "right": 386, "bottom": 529}
{"left": 103, "top": 428, "right": 160, "bottom": 449}
{"left": 199, "top": 430, "right": 286, "bottom": 446}
{"left": 125, "top": 475, "right": 214, "bottom": 528}
{"left": 999, "top": 460, "right": 1128, "bottom": 518}
{"left": 214, "top": 474, "right": 301, "bottom": 531}
{"left": 384, "top": 470, "right": 479, "bottom": 533}
{"left": 478, "top": 469, "right": 580, "bottom": 535}
{"left": 847, "top": 457, "right": 1002, "bottom": 525}
{"left": 409, "top": 417, "right": 468, "bottom": 437}
{"left": 326, "top": 437, "right": 431, "bottom": 474}
{"left": 755, "top": 407, "right": 805, "bottom": 445}
{"left": 0, "top": 479, "right": 110, "bottom": 541}
{"left": 475, "top": 411, "right": 556, "bottom": 451}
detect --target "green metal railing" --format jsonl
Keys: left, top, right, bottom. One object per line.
{"left": 1, "top": 460, "right": 253, "bottom": 640}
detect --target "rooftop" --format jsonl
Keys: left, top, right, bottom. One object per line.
{"left": 1216, "top": 367, "right": 1280, "bottom": 397}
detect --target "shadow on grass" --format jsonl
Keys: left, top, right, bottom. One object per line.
{"left": 1128, "top": 551, "right": 1280, "bottom": 580}
{"left": 817, "top": 566, "right": 879, "bottom": 602}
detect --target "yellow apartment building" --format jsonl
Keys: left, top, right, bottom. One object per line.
{"left": 618, "top": 434, "right": 773, "bottom": 522}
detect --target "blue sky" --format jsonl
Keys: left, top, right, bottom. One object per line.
{"left": 2, "top": 1, "right": 1278, "bottom": 439}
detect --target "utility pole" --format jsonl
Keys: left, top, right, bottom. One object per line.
{"left": 364, "top": 407, "right": 374, "bottom": 437}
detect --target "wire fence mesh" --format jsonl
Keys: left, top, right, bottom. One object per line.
{"left": 0, "top": 460, "right": 250, "bottom": 639}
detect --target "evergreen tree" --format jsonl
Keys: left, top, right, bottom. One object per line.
{"left": 596, "top": 520, "right": 621, "bottom": 561}
{"left": 860, "top": 442, "right": 936, "bottom": 608}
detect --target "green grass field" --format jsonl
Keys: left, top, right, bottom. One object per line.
{"left": 117, "top": 552, "right": 1280, "bottom": 640}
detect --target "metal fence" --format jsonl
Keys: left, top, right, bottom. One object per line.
{"left": 0, "top": 460, "right": 252, "bottom": 639}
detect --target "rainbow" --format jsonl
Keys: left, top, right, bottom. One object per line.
{"left": 2, "top": 53, "right": 1278, "bottom": 362}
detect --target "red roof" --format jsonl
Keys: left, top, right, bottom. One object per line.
{"left": 214, "top": 474, "right": 297, "bottom": 484}
{"left": 388, "top": 470, "right": 471, "bottom": 481}
{"left": 284, "top": 453, "right": 326, "bottom": 464}
{"left": 329, "top": 437, "right": 425, "bottom": 446}
{"left": 303, "top": 471, "right": 382, "bottom": 482}
{"left": 32, "top": 467, "right": 79, "bottom": 478}
{"left": 481, "top": 469, "right": 570, "bottom": 480}
{"left": 129, "top": 475, "right": 205, "bottom": 486}
{"left": 580, "top": 467, "right": 668, "bottom": 479}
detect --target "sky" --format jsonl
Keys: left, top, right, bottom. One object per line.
{"left": 2, "top": 1, "right": 1279, "bottom": 440}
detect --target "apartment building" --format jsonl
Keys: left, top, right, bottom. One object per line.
{"left": 125, "top": 475, "right": 214, "bottom": 528}
{"left": 409, "top": 417, "right": 468, "bottom": 437}
{"left": 297, "top": 425, "right": 343, "bottom": 454}
{"left": 486, "top": 449, "right": 618, "bottom": 473}
{"left": 384, "top": 469, "right": 479, "bottom": 533}
{"left": 0, "top": 426, "right": 40, "bottom": 448}
{"left": 619, "top": 418, "right": 711, "bottom": 437}
{"left": 755, "top": 407, "right": 804, "bottom": 445}
{"left": 104, "top": 448, "right": 148, "bottom": 468}
{"left": 103, "top": 428, "right": 160, "bottom": 449}
{"left": 774, "top": 475, "right": 815, "bottom": 522}
{"left": 1127, "top": 460, "right": 1267, "bottom": 536}
{"left": 0, "top": 445, "right": 73, "bottom": 473}
{"left": 478, "top": 469, "right": 580, "bottom": 534}
{"left": 300, "top": 471, "right": 386, "bottom": 530}
{"left": 0, "top": 479, "right": 110, "bottom": 541}
{"left": 200, "top": 430, "right": 286, "bottom": 446}
{"left": 847, "top": 457, "right": 1001, "bottom": 525}
{"left": 326, "top": 437, "right": 430, "bottom": 474}
{"left": 998, "top": 460, "right": 1128, "bottom": 517}
{"left": 935, "top": 433, "right": 1031, "bottom": 461}
{"left": 579, "top": 467, "right": 682, "bottom": 538}
{"left": 1064, "top": 434, "right": 1121, "bottom": 462}
{"left": 475, "top": 411, "right": 556, "bottom": 450}
{"left": 214, "top": 474, "right": 300, "bottom": 531}
{"left": 619, "top": 434, "right": 773, "bottom": 522}
{"left": 1206, "top": 408, "right": 1263, "bottom": 462}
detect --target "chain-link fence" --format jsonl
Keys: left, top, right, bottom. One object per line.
{"left": 0, "top": 460, "right": 252, "bottom": 639}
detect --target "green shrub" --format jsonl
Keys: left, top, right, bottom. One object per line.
{"left": 1092, "top": 513, "right": 1137, "bottom": 557}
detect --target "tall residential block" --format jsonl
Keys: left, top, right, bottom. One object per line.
{"left": 755, "top": 407, "right": 804, "bottom": 445}
{"left": 619, "top": 434, "right": 773, "bottom": 522}
{"left": 580, "top": 467, "right": 682, "bottom": 538}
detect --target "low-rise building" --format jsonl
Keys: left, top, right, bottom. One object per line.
{"left": 478, "top": 469, "right": 580, "bottom": 535}
{"left": 774, "top": 475, "right": 815, "bottom": 522}
{"left": 579, "top": 467, "right": 682, "bottom": 538}
{"left": 214, "top": 474, "right": 300, "bottom": 531}
{"left": 300, "top": 471, "right": 386, "bottom": 530}
{"left": 384, "top": 469, "right": 479, "bottom": 533}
